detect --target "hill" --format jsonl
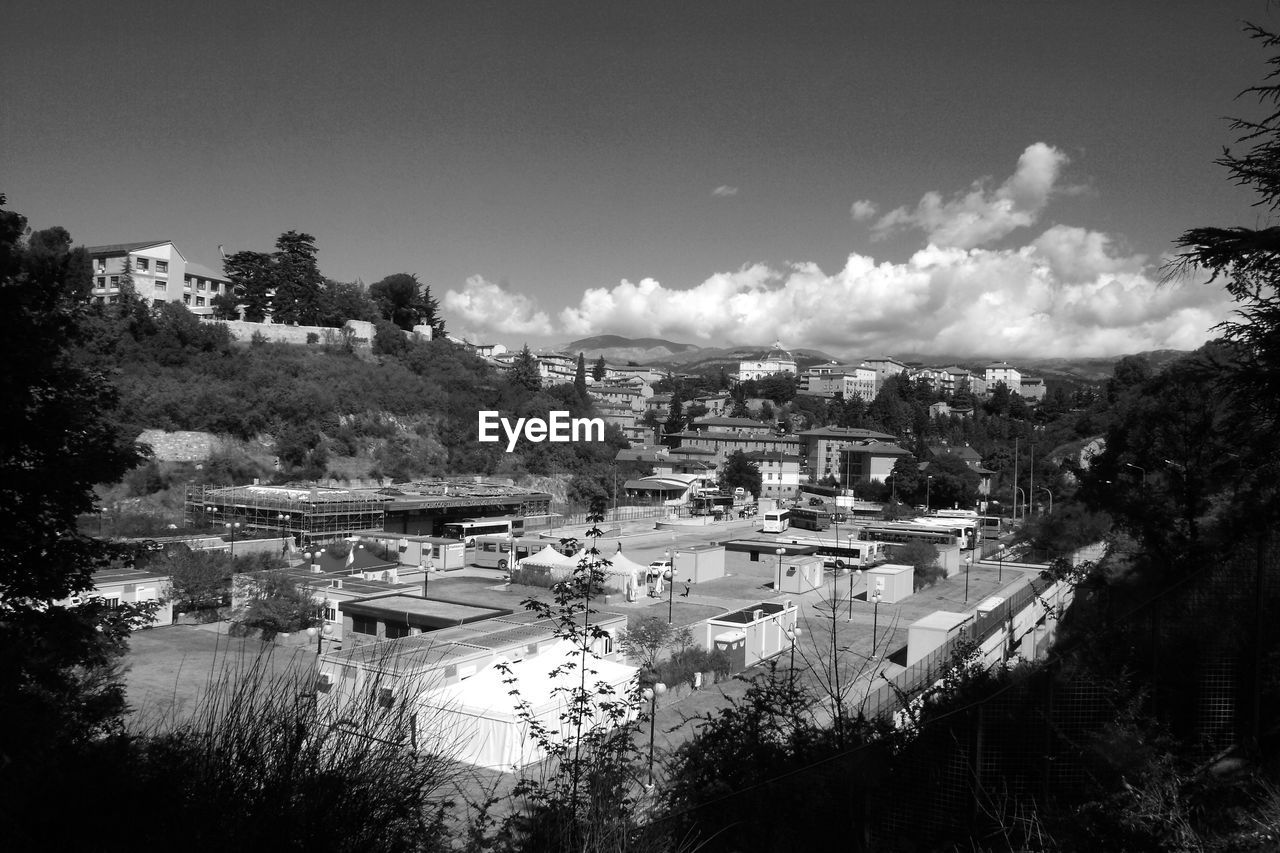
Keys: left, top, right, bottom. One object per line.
{"left": 564, "top": 334, "right": 700, "bottom": 365}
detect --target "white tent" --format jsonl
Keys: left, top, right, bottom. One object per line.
{"left": 517, "top": 544, "right": 577, "bottom": 571}
{"left": 605, "top": 549, "right": 647, "bottom": 598}
{"left": 419, "top": 640, "right": 639, "bottom": 771}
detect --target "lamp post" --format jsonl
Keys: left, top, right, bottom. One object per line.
{"left": 278, "top": 513, "right": 291, "bottom": 551}
{"left": 1014, "top": 488, "right": 1026, "bottom": 523}
{"left": 784, "top": 625, "right": 803, "bottom": 686}
{"left": 888, "top": 471, "right": 897, "bottom": 504}
{"left": 925, "top": 475, "right": 934, "bottom": 513}
{"left": 304, "top": 548, "right": 324, "bottom": 573}
{"left": 667, "top": 546, "right": 676, "bottom": 624}
{"left": 870, "top": 582, "right": 883, "bottom": 651}
{"left": 776, "top": 546, "right": 786, "bottom": 591}
{"left": 1125, "top": 462, "right": 1147, "bottom": 489}
{"left": 225, "top": 521, "right": 241, "bottom": 559}
{"left": 851, "top": 567, "right": 862, "bottom": 622}
{"left": 1038, "top": 486, "right": 1053, "bottom": 515}
{"left": 641, "top": 682, "right": 667, "bottom": 787}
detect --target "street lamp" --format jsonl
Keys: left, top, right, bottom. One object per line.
{"left": 776, "top": 547, "right": 786, "bottom": 591}
{"left": 1125, "top": 462, "right": 1147, "bottom": 489}
{"left": 667, "top": 547, "right": 676, "bottom": 624}
{"left": 925, "top": 475, "right": 934, "bottom": 513}
{"left": 784, "top": 625, "right": 803, "bottom": 686}
{"left": 304, "top": 548, "right": 324, "bottom": 573}
{"left": 870, "top": 581, "right": 883, "bottom": 651}
{"left": 225, "top": 521, "right": 241, "bottom": 559}
{"left": 278, "top": 512, "right": 291, "bottom": 548}
{"left": 1038, "top": 486, "right": 1053, "bottom": 515}
{"left": 641, "top": 682, "right": 667, "bottom": 787}
{"left": 1014, "top": 487, "right": 1026, "bottom": 522}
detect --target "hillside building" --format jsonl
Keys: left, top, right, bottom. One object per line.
{"left": 86, "top": 240, "right": 232, "bottom": 316}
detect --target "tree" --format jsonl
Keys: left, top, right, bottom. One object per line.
{"left": 221, "top": 249, "right": 274, "bottom": 322}
{"left": 896, "top": 539, "right": 944, "bottom": 589}
{"left": 509, "top": 344, "right": 542, "bottom": 393}
{"left": 888, "top": 453, "right": 921, "bottom": 503}
{"left": 0, "top": 198, "right": 151, "bottom": 767}
{"left": 592, "top": 355, "right": 607, "bottom": 381}
{"left": 718, "top": 450, "right": 763, "bottom": 499}
{"left": 758, "top": 372, "right": 797, "bottom": 404}
{"left": 662, "top": 388, "right": 685, "bottom": 448}
{"left": 270, "top": 231, "right": 324, "bottom": 325}
{"left": 618, "top": 616, "right": 675, "bottom": 670}
{"left": 574, "top": 352, "right": 588, "bottom": 400}
{"left": 369, "top": 272, "right": 438, "bottom": 332}
{"left": 237, "top": 571, "right": 321, "bottom": 639}
{"left": 163, "top": 547, "right": 233, "bottom": 614}
{"left": 318, "top": 278, "right": 379, "bottom": 327}
{"left": 925, "top": 453, "right": 981, "bottom": 510}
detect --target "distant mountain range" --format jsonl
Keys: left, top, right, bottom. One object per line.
{"left": 562, "top": 335, "right": 1192, "bottom": 383}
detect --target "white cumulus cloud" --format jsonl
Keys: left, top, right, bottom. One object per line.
{"left": 850, "top": 199, "right": 878, "bottom": 221}
{"left": 712, "top": 185, "right": 739, "bottom": 197}
{"left": 871, "top": 142, "right": 1068, "bottom": 248}
{"left": 442, "top": 275, "right": 554, "bottom": 341}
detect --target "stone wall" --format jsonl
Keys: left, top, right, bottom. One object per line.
{"left": 207, "top": 318, "right": 377, "bottom": 348}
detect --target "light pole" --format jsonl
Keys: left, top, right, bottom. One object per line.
{"left": 851, "top": 567, "right": 862, "bottom": 622}
{"left": 1125, "top": 462, "right": 1147, "bottom": 489}
{"left": 304, "top": 548, "right": 324, "bottom": 573}
{"left": 642, "top": 682, "right": 667, "bottom": 787}
{"left": 870, "top": 583, "right": 883, "bottom": 653}
{"left": 925, "top": 475, "right": 934, "bottom": 513}
{"left": 784, "top": 625, "right": 803, "bottom": 686}
{"left": 225, "top": 521, "right": 241, "bottom": 559}
{"left": 278, "top": 513, "right": 291, "bottom": 551}
{"left": 667, "top": 546, "right": 676, "bottom": 624}
{"left": 888, "top": 471, "right": 897, "bottom": 504}
{"left": 1014, "top": 487, "right": 1026, "bottom": 522}
{"left": 1012, "top": 436, "right": 1020, "bottom": 522}
{"left": 776, "top": 546, "right": 786, "bottom": 592}
{"left": 1038, "top": 486, "right": 1053, "bottom": 515}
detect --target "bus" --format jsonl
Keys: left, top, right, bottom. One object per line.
{"left": 472, "top": 535, "right": 569, "bottom": 570}
{"left": 789, "top": 506, "right": 833, "bottom": 531}
{"left": 762, "top": 508, "right": 791, "bottom": 533}
{"left": 441, "top": 516, "right": 524, "bottom": 546}
{"left": 778, "top": 534, "right": 887, "bottom": 568}
{"left": 856, "top": 521, "right": 973, "bottom": 550}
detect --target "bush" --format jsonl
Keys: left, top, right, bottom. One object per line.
{"left": 652, "top": 645, "right": 732, "bottom": 688}
{"left": 305, "top": 331, "right": 320, "bottom": 344}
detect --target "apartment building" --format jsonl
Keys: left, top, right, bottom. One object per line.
{"left": 799, "top": 362, "right": 877, "bottom": 400}
{"left": 796, "top": 426, "right": 899, "bottom": 482}
{"left": 984, "top": 362, "right": 1022, "bottom": 394}
{"left": 86, "top": 240, "right": 232, "bottom": 316}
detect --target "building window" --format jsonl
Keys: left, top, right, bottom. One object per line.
{"left": 384, "top": 621, "right": 410, "bottom": 639}
{"left": 351, "top": 615, "right": 377, "bottom": 635}
{"left": 156, "top": 260, "right": 167, "bottom": 273}
{"left": 195, "top": 296, "right": 206, "bottom": 307}
{"left": 136, "top": 257, "right": 149, "bottom": 271}
{"left": 323, "top": 606, "right": 337, "bottom": 622}
{"left": 209, "top": 282, "right": 220, "bottom": 293}
{"left": 109, "top": 276, "right": 119, "bottom": 287}
{"left": 197, "top": 280, "right": 206, "bottom": 291}
{"left": 151, "top": 299, "right": 164, "bottom": 308}
{"left": 155, "top": 281, "right": 166, "bottom": 292}
{"left": 183, "top": 294, "right": 190, "bottom": 305}
{"left": 96, "top": 276, "right": 106, "bottom": 288}
{"left": 95, "top": 259, "right": 106, "bottom": 273}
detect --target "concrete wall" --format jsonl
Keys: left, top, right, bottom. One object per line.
{"left": 136, "top": 429, "right": 224, "bottom": 462}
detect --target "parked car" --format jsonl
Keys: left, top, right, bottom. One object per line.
{"left": 647, "top": 559, "right": 672, "bottom": 581}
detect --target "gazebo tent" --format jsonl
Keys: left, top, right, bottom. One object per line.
{"left": 511, "top": 544, "right": 578, "bottom": 583}
{"left": 604, "top": 549, "right": 648, "bottom": 597}
{"left": 418, "top": 640, "right": 639, "bottom": 771}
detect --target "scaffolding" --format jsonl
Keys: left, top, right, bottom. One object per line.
{"left": 184, "top": 484, "right": 391, "bottom": 543}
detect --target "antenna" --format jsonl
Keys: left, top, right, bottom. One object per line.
{"left": 217, "top": 244, "right": 227, "bottom": 259}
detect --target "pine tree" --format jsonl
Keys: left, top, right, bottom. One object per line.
{"left": 574, "top": 352, "right": 588, "bottom": 400}
{"left": 510, "top": 344, "right": 542, "bottom": 393}
{"left": 662, "top": 388, "right": 685, "bottom": 447}
{"left": 592, "top": 354, "right": 607, "bottom": 381}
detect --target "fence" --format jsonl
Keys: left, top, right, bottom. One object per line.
{"left": 547, "top": 504, "right": 670, "bottom": 528}
{"left": 658, "top": 538, "right": 1280, "bottom": 851}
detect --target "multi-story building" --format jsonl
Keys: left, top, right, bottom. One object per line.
{"left": 799, "top": 362, "right": 878, "bottom": 400}
{"left": 796, "top": 426, "right": 898, "bottom": 482}
{"left": 86, "top": 240, "right": 232, "bottom": 316}
{"left": 744, "top": 451, "right": 801, "bottom": 499}
{"left": 1019, "top": 377, "right": 1047, "bottom": 402}
{"left": 837, "top": 440, "right": 912, "bottom": 486}
{"left": 736, "top": 342, "right": 797, "bottom": 382}
{"left": 865, "top": 357, "right": 907, "bottom": 388}
{"left": 984, "top": 362, "right": 1022, "bottom": 394}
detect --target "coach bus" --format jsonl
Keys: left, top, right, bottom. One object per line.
{"left": 778, "top": 534, "right": 888, "bottom": 568}
{"left": 856, "top": 520, "right": 973, "bottom": 550}
{"left": 789, "top": 506, "right": 833, "bottom": 532}
{"left": 762, "top": 508, "right": 791, "bottom": 533}
{"left": 441, "top": 516, "right": 524, "bottom": 546}
{"left": 472, "top": 535, "right": 569, "bottom": 570}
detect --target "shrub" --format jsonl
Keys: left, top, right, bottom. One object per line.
{"left": 652, "top": 645, "right": 732, "bottom": 688}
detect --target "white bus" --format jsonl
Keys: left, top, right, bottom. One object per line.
{"left": 762, "top": 508, "right": 791, "bottom": 533}
{"left": 779, "top": 534, "right": 887, "bottom": 568}
{"left": 441, "top": 516, "right": 523, "bottom": 546}
{"left": 472, "top": 535, "right": 566, "bottom": 570}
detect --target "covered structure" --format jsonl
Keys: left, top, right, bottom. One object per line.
{"left": 419, "top": 640, "right": 639, "bottom": 771}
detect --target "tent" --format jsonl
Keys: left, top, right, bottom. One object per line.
{"left": 604, "top": 548, "right": 648, "bottom": 599}
{"left": 419, "top": 640, "right": 639, "bottom": 771}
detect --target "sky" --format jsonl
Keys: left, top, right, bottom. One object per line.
{"left": 5, "top": 1, "right": 1279, "bottom": 359}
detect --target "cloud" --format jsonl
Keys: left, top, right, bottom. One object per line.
{"left": 445, "top": 142, "right": 1234, "bottom": 358}
{"left": 850, "top": 199, "right": 878, "bottom": 221}
{"left": 442, "top": 276, "right": 554, "bottom": 340}
{"left": 871, "top": 142, "right": 1068, "bottom": 248}
{"left": 711, "top": 185, "right": 739, "bottom": 197}
{"left": 550, "top": 239, "right": 1230, "bottom": 359}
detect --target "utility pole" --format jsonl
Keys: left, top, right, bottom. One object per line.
{"left": 1012, "top": 437, "right": 1020, "bottom": 522}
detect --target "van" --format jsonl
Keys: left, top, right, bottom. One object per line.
{"left": 733, "top": 487, "right": 746, "bottom": 497}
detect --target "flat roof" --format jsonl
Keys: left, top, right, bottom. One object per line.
{"left": 342, "top": 595, "right": 511, "bottom": 629}
{"left": 711, "top": 601, "right": 790, "bottom": 625}
{"left": 723, "top": 539, "right": 819, "bottom": 556}
{"left": 325, "top": 636, "right": 492, "bottom": 674}
{"left": 911, "top": 610, "right": 973, "bottom": 631}
{"left": 867, "top": 563, "right": 913, "bottom": 576}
